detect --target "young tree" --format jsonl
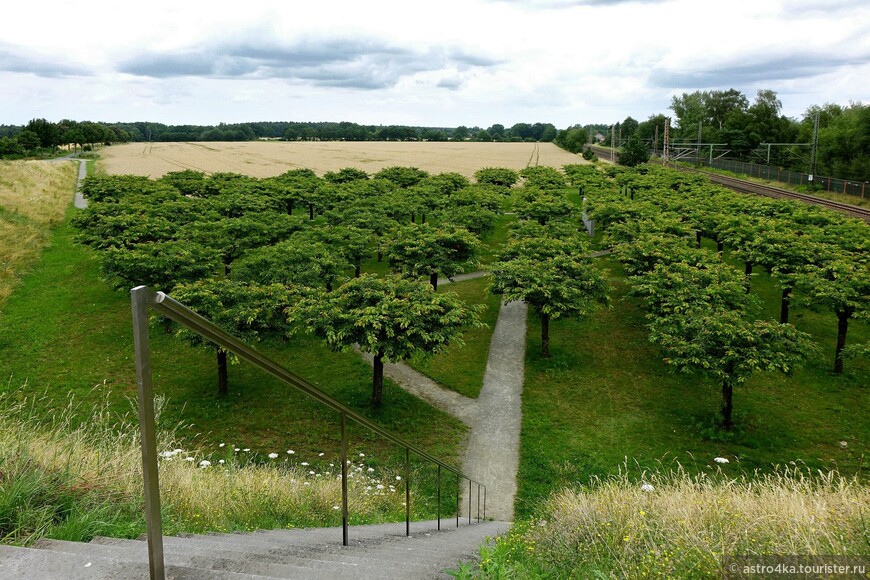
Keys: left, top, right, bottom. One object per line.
{"left": 100, "top": 240, "right": 222, "bottom": 292}
{"left": 514, "top": 190, "right": 578, "bottom": 226}
{"left": 232, "top": 238, "right": 350, "bottom": 292}
{"left": 299, "top": 224, "right": 373, "bottom": 278}
{"left": 296, "top": 274, "right": 481, "bottom": 407}
{"left": 648, "top": 308, "right": 813, "bottom": 429}
{"left": 179, "top": 212, "right": 304, "bottom": 275}
{"left": 386, "top": 223, "right": 481, "bottom": 290}
{"left": 171, "top": 279, "right": 295, "bottom": 395}
{"left": 491, "top": 237, "right": 609, "bottom": 357}
{"left": 796, "top": 256, "right": 870, "bottom": 374}
{"left": 474, "top": 167, "right": 519, "bottom": 188}
{"left": 618, "top": 134, "right": 650, "bottom": 167}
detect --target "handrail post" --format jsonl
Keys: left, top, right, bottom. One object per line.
{"left": 131, "top": 286, "right": 165, "bottom": 580}
{"left": 436, "top": 464, "right": 441, "bottom": 531}
{"left": 340, "top": 412, "right": 348, "bottom": 546}
{"left": 483, "top": 486, "right": 486, "bottom": 521}
{"left": 456, "top": 477, "right": 460, "bottom": 528}
{"left": 477, "top": 484, "right": 480, "bottom": 523}
{"left": 405, "top": 447, "right": 410, "bottom": 537}
{"left": 468, "top": 480, "right": 472, "bottom": 525}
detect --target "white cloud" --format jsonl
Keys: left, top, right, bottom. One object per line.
{"left": 1, "top": 0, "right": 867, "bottom": 126}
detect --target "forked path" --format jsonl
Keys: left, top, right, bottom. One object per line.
{"left": 361, "top": 294, "right": 528, "bottom": 522}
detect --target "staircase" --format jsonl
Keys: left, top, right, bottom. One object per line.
{"left": 0, "top": 519, "right": 510, "bottom": 579}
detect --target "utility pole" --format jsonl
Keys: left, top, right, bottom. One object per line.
{"left": 653, "top": 125, "right": 659, "bottom": 158}
{"left": 663, "top": 117, "right": 670, "bottom": 165}
{"left": 808, "top": 111, "right": 820, "bottom": 190}
{"left": 610, "top": 125, "right": 616, "bottom": 163}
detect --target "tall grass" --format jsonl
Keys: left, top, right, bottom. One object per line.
{"left": 0, "top": 160, "right": 77, "bottom": 305}
{"left": 463, "top": 464, "right": 869, "bottom": 578}
{"left": 0, "top": 388, "right": 423, "bottom": 545}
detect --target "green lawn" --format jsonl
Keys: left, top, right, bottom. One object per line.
{"left": 516, "top": 252, "right": 869, "bottom": 518}
{"left": 0, "top": 213, "right": 468, "bottom": 518}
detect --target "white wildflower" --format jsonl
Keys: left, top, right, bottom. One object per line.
{"left": 714, "top": 457, "right": 729, "bottom": 464}
{"left": 198, "top": 460, "right": 211, "bottom": 468}
{"left": 641, "top": 483, "right": 655, "bottom": 492}
{"left": 268, "top": 453, "right": 279, "bottom": 459}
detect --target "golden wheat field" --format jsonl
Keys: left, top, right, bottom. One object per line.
{"left": 99, "top": 141, "right": 585, "bottom": 178}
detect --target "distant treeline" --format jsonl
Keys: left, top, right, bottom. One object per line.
{"left": 0, "top": 119, "right": 587, "bottom": 159}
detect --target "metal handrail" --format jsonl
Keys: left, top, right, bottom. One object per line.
{"left": 130, "top": 285, "right": 487, "bottom": 580}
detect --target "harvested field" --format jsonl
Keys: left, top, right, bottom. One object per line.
{"left": 100, "top": 141, "right": 585, "bottom": 178}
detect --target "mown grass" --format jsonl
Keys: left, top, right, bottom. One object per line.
{"left": 0, "top": 215, "right": 467, "bottom": 535}
{"left": 457, "top": 465, "right": 869, "bottom": 578}
{"left": 516, "top": 252, "right": 868, "bottom": 518}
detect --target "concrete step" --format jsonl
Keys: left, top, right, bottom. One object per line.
{"left": 0, "top": 544, "right": 272, "bottom": 580}
{"left": 89, "top": 535, "right": 439, "bottom": 574}
{"left": 1, "top": 519, "right": 511, "bottom": 579}
{"left": 33, "top": 538, "right": 337, "bottom": 579}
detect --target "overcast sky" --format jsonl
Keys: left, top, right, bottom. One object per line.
{"left": 2, "top": 0, "right": 868, "bottom": 128}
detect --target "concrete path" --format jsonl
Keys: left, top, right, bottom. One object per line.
{"left": 357, "top": 293, "right": 527, "bottom": 522}
{"left": 73, "top": 159, "right": 87, "bottom": 208}
{"left": 459, "top": 300, "right": 527, "bottom": 522}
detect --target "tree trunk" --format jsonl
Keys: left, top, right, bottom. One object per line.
{"left": 834, "top": 311, "right": 849, "bottom": 374}
{"left": 286, "top": 200, "right": 293, "bottom": 215}
{"left": 326, "top": 279, "right": 333, "bottom": 292}
{"left": 541, "top": 312, "right": 550, "bottom": 358}
{"left": 354, "top": 262, "right": 361, "bottom": 278}
{"left": 377, "top": 250, "right": 383, "bottom": 262}
{"left": 696, "top": 231, "right": 702, "bottom": 248}
{"left": 421, "top": 213, "right": 426, "bottom": 224}
{"left": 217, "top": 349, "right": 228, "bottom": 396}
{"left": 744, "top": 262, "right": 753, "bottom": 294}
{"left": 429, "top": 271, "right": 439, "bottom": 291}
{"left": 410, "top": 212, "right": 415, "bottom": 223}
{"left": 372, "top": 351, "right": 384, "bottom": 408}
{"left": 780, "top": 287, "right": 792, "bottom": 324}
{"left": 721, "top": 378, "right": 734, "bottom": 430}
{"left": 309, "top": 204, "right": 315, "bottom": 220}
{"left": 716, "top": 239, "right": 724, "bottom": 254}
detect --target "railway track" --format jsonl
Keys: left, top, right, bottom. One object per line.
{"left": 678, "top": 166, "right": 870, "bottom": 223}
{"left": 585, "top": 145, "right": 870, "bottom": 222}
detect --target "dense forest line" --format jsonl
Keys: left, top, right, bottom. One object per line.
{"left": 2, "top": 87, "right": 867, "bottom": 180}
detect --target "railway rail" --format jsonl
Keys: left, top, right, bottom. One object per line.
{"left": 585, "top": 145, "right": 870, "bottom": 222}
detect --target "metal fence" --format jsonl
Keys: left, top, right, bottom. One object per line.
{"left": 677, "top": 156, "right": 868, "bottom": 198}
{"left": 131, "top": 285, "right": 486, "bottom": 580}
